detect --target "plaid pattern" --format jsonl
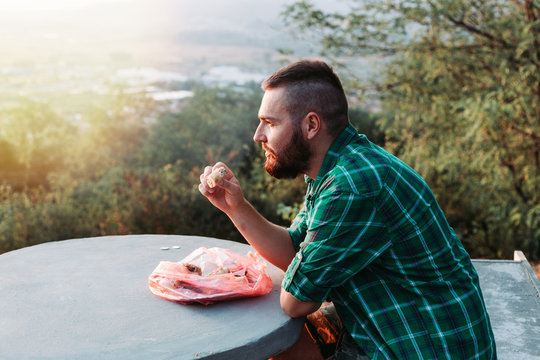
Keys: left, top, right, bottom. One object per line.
{"left": 283, "top": 124, "right": 497, "bottom": 359}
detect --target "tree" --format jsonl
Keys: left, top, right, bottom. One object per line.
{"left": 282, "top": 0, "right": 540, "bottom": 259}
{"left": 142, "top": 85, "right": 263, "bottom": 171}
{"left": 0, "top": 84, "right": 310, "bottom": 253}
{"left": 142, "top": 85, "right": 308, "bottom": 233}
{"left": 61, "top": 89, "right": 155, "bottom": 181}
{"left": 0, "top": 100, "right": 75, "bottom": 189}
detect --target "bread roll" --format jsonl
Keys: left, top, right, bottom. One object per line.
{"left": 206, "top": 167, "right": 227, "bottom": 188}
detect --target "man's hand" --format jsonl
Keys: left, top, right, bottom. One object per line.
{"left": 280, "top": 289, "right": 322, "bottom": 318}
{"left": 199, "top": 162, "right": 245, "bottom": 215}
{"left": 198, "top": 162, "right": 296, "bottom": 271}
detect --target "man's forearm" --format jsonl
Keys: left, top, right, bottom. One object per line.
{"left": 227, "top": 199, "right": 296, "bottom": 272}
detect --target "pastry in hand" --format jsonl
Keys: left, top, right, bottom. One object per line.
{"left": 206, "top": 167, "right": 227, "bottom": 188}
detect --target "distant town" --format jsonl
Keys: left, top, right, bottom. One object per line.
{"left": 0, "top": 0, "right": 380, "bottom": 125}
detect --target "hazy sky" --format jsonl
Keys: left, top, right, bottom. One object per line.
{"left": 0, "top": 0, "right": 349, "bottom": 33}
{"left": 0, "top": 0, "right": 352, "bottom": 69}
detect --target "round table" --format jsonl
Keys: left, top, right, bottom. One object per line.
{"left": 0, "top": 235, "right": 303, "bottom": 359}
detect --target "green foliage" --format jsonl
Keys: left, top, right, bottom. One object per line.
{"left": 58, "top": 89, "right": 155, "bottom": 183}
{"left": 283, "top": 0, "right": 540, "bottom": 259}
{"left": 349, "top": 107, "right": 386, "bottom": 146}
{"left": 0, "top": 85, "right": 312, "bottom": 253}
{"left": 0, "top": 185, "right": 96, "bottom": 252}
{"left": 0, "top": 100, "right": 76, "bottom": 190}
{"left": 142, "top": 85, "right": 262, "bottom": 169}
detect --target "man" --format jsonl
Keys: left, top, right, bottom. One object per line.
{"left": 199, "top": 59, "right": 496, "bottom": 359}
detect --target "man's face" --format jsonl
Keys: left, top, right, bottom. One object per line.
{"left": 255, "top": 88, "right": 311, "bottom": 179}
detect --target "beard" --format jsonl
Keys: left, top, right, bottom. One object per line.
{"left": 263, "top": 126, "right": 311, "bottom": 179}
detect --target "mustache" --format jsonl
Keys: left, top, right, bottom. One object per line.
{"left": 262, "top": 144, "right": 276, "bottom": 156}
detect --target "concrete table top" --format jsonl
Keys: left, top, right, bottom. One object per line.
{"left": 2, "top": 236, "right": 539, "bottom": 359}
{"left": 472, "top": 253, "right": 540, "bottom": 360}
{"left": 0, "top": 235, "right": 304, "bottom": 360}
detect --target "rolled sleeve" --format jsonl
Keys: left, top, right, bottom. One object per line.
{"left": 282, "top": 251, "right": 331, "bottom": 302}
{"left": 287, "top": 206, "right": 307, "bottom": 252}
{"left": 283, "top": 191, "right": 391, "bottom": 300}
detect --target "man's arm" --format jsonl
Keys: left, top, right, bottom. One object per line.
{"left": 280, "top": 289, "right": 321, "bottom": 318}
{"left": 230, "top": 199, "right": 322, "bottom": 317}
{"left": 199, "top": 163, "right": 296, "bottom": 271}
{"left": 226, "top": 199, "right": 296, "bottom": 271}
{"left": 199, "top": 163, "right": 322, "bottom": 317}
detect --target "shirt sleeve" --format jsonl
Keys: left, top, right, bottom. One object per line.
{"left": 283, "top": 190, "right": 391, "bottom": 302}
{"left": 287, "top": 202, "right": 308, "bottom": 252}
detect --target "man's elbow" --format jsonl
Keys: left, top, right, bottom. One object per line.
{"left": 281, "top": 301, "right": 307, "bottom": 318}
{"left": 280, "top": 290, "right": 320, "bottom": 318}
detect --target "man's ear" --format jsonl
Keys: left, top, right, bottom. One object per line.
{"left": 302, "top": 112, "right": 321, "bottom": 140}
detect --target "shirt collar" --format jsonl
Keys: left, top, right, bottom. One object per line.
{"left": 304, "top": 123, "right": 358, "bottom": 185}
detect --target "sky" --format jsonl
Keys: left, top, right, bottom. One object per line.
{"left": 0, "top": 0, "right": 349, "bottom": 32}
{"left": 0, "top": 0, "right": 352, "bottom": 71}
{"left": 0, "top": 0, "right": 113, "bottom": 10}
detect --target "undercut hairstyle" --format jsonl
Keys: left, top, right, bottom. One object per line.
{"left": 261, "top": 59, "right": 349, "bottom": 137}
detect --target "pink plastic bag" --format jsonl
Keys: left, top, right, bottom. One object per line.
{"left": 148, "top": 247, "right": 273, "bottom": 305}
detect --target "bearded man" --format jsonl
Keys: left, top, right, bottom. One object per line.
{"left": 199, "top": 59, "right": 496, "bottom": 359}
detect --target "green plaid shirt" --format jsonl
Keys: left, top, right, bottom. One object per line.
{"left": 283, "top": 124, "right": 496, "bottom": 359}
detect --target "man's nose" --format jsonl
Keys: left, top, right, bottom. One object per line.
{"left": 253, "top": 123, "right": 266, "bottom": 143}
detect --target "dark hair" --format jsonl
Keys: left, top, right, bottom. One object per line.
{"left": 261, "top": 59, "right": 349, "bottom": 137}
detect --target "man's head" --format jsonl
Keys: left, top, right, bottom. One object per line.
{"left": 255, "top": 86, "right": 311, "bottom": 179}
{"left": 261, "top": 59, "right": 349, "bottom": 138}
{"left": 255, "top": 59, "right": 349, "bottom": 179}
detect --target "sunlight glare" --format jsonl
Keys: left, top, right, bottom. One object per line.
{"left": 0, "top": 0, "right": 127, "bottom": 12}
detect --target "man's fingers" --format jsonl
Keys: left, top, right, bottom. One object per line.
{"left": 203, "top": 165, "right": 214, "bottom": 176}
{"left": 198, "top": 183, "right": 208, "bottom": 196}
{"left": 200, "top": 167, "right": 217, "bottom": 194}
{"left": 199, "top": 163, "right": 236, "bottom": 195}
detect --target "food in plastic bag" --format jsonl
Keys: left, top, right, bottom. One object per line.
{"left": 148, "top": 247, "right": 273, "bottom": 305}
